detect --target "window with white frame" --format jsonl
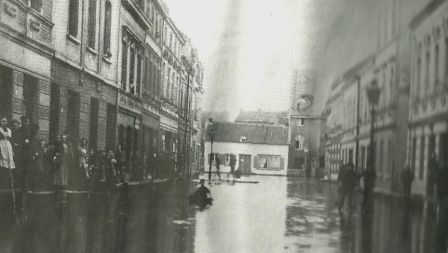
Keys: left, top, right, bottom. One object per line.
{"left": 257, "top": 155, "right": 281, "bottom": 170}
{"left": 121, "top": 28, "right": 144, "bottom": 97}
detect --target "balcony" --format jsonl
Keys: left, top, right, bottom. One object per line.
{"left": 121, "top": 0, "right": 152, "bottom": 30}
{"left": 1, "top": 0, "right": 54, "bottom": 53}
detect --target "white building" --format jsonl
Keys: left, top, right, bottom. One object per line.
{"left": 409, "top": 0, "right": 448, "bottom": 198}
{"left": 204, "top": 122, "right": 289, "bottom": 176}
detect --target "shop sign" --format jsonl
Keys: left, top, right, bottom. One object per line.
{"left": 119, "top": 93, "right": 142, "bottom": 114}
{"left": 143, "top": 103, "right": 160, "bottom": 116}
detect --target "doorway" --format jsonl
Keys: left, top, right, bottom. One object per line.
{"left": 239, "top": 154, "right": 251, "bottom": 175}
{"left": 0, "top": 66, "right": 12, "bottom": 120}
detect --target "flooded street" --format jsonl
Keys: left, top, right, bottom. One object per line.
{"left": 0, "top": 176, "right": 439, "bottom": 253}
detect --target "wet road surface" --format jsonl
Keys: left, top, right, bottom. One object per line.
{"left": 0, "top": 176, "right": 440, "bottom": 253}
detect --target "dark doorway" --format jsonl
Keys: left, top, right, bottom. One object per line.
{"left": 239, "top": 154, "right": 251, "bottom": 175}
{"left": 89, "top": 97, "right": 99, "bottom": 150}
{"left": 49, "top": 83, "right": 60, "bottom": 142}
{"left": 66, "top": 90, "right": 80, "bottom": 144}
{"left": 23, "top": 74, "right": 39, "bottom": 124}
{"left": 105, "top": 104, "right": 117, "bottom": 151}
{"left": 0, "top": 66, "right": 12, "bottom": 120}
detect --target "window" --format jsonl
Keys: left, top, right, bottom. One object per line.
{"left": 445, "top": 38, "right": 448, "bottom": 81}
{"left": 136, "top": 54, "right": 142, "bottom": 96}
{"left": 145, "top": 57, "right": 153, "bottom": 93}
{"left": 87, "top": 0, "right": 97, "bottom": 49}
{"left": 426, "top": 51, "right": 430, "bottom": 94}
{"left": 411, "top": 137, "right": 417, "bottom": 173}
{"left": 296, "top": 118, "right": 305, "bottom": 126}
{"left": 103, "top": 1, "right": 112, "bottom": 56}
{"left": 68, "top": 0, "right": 79, "bottom": 37}
{"left": 129, "top": 47, "right": 135, "bottom": 92}
{"left": 257, "top": 155, "right": 281, "bottom": 170}
{"left": 295, "top": 135, "right": 304, "bottom": 150}
{"left": 435, "top": 45, "right": 439, "bottom": 87}
{"left": 30, "top": 0, "right": 42, "bottom": 12}
{"left": 419, "top": 136, "right": 425, "bottom": 179}
{"left": 416, "top": 58, "right": 421, "bottom": 95}
{"left": 121, "top": 38, "right": 128, "bottom": 89}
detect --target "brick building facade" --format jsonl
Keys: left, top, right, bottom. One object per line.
{"left": 0, "top": 0, "right": 204, "bottom": 190}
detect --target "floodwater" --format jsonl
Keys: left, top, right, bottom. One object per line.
{"left": 0, "top": 176, "right": 440, "bottom": 253}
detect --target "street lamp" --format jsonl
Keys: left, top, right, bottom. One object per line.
{"left": 206, "top": 118, "right": 215, "bottom": 180}
{"left": 364, "top": 79, "right": 380, "bottom": 208}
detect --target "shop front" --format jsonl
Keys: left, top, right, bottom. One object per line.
{"left": 117, "top": 93, "right": 143, "bottom": 182}
{"left": 142, "top": 104, "right": 160, "bottom": 180}
{"left": 160, "top": 112, "right": 178, "bottom": 177}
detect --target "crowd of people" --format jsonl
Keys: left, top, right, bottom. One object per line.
{"left": 0, "top": 116, "right": 178, "bottom": 195}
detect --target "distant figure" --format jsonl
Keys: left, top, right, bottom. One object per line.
{"left": 216, "top": 155, "right": 221, "bottom": 180}
{"left": 428, "top": 151, "right": 438, "bottom": 199}
{"left": 401, "top": 164, "right": 414, "bottom": 201}
{"left": 0, "top": 117, "right": 15, "bottom": 170}
{"left": 337, "top": 163, "right": 357, "bottom": 212}
{"left": 229, "top": 155, "right": 236, "bottom": 174}
{"left": 189, "top": 179, "right": 212, "bottom": 207}
{"left": 435, "top": 160, "right": 448, "bottom": 253}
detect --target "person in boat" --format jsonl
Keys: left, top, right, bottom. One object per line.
{"left": 190, "top": 179, "right": 212, "bottom": 206}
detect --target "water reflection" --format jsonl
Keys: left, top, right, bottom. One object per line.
{"left": 0, "top": 177, "right": 442, "bottom": 253}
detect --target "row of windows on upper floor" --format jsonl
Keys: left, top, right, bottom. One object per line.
{"left": 67, "top": 0, "right": 169, "bottom": 60}
{"left": 121, "top": 29, "right": 161, "bottom": 99}
{"left": 67, "top": 0, "right": 113, "bottom": 57}
{"left": 135, "top": 0, "right": 163, "bottom": 44}
{"left": 414, "top": 38, "right": 448, "bottom": 99}
{"left": 120, "top": 28, "right": 193, "bottom": 110}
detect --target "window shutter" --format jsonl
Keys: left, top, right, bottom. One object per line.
{"left": 280, "top": 157, "right": 285, "bottom": 170}
{"left": 254, "top": 156, "right": 259, "bottom": 169}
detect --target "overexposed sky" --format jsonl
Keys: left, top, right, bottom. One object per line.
{"left": 163, "top": 0, "right": 395, "bottom": 117}
{"left": 164, "top": 0, "right": 315, "bottom": 117}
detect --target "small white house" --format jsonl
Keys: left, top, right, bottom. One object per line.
{"left": 204, "top": 122, "right": 289, "bottom": 176}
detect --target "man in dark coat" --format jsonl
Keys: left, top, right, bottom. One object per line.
{"left": 337, "top": 163, "right": 357, "bottom": 212}
{"left": 401, "top": 164, "right": 414, "bottom": 201}
{"left": 15, "top": 116, "right": 34, "bottom": 194}
{"left": 229, "top": 155, "right": 236, "bottom": 174}
{"left": 189, "top": 179, "right": 212, "bottom": 207}
{"left": 215, "top": 155, "right": 221, "bottom": 180}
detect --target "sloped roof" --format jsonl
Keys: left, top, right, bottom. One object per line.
{"left": 205, "top": 122, "right": 289, "bottom": 145}
{"left": 235, "top": 110, "right": 288, "bottom": 125}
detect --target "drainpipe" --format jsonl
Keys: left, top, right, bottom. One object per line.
{"left": 184, "top": 69, "right": 191, "bottom": 178}
{"left": 115, "top": 4, "right": 122, "bottom": 153}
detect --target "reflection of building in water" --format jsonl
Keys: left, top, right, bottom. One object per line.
{"left": 204, "top": 122, "right": 289, "bottom": 176}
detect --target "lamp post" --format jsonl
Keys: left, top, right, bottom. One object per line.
{"left": 364, "top": 79, "right": 380, "bottom": 208}
{"left": 206, "top": 118, "right": 215, "bottom": 180}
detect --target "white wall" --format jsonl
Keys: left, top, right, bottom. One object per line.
{"left": 204, "top": 141, "right": 289, "bottom": 176}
